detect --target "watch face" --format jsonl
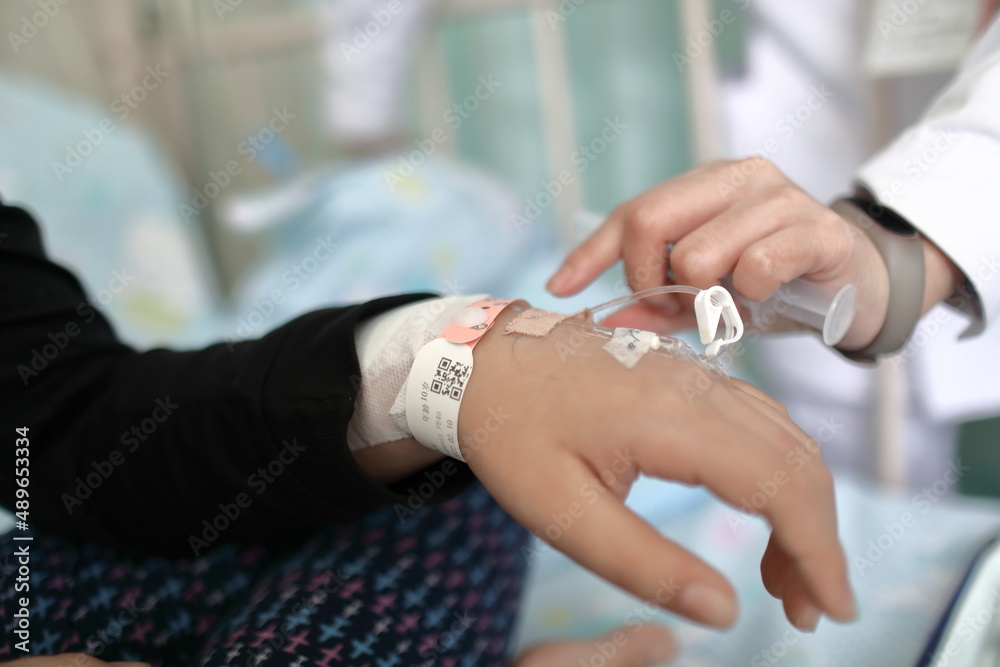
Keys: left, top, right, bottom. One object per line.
{"left": 846, "top": 197, "right": 918, "bottom": 236}
{"left": 877, "top": 210, "right": 919, "bottom": 236}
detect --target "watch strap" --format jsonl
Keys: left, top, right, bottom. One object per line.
{"left": 830, "top": 197, "right": 925, "bottom": 361}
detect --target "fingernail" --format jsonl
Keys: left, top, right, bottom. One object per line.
{"left": 680, "top": 584, "right": 737, "bottom": 628}
{"left": 546, "top": 265, "right": 574, "bottom": 294}
{"left": 793, "top": 603, "right": 822, "bottom": 633}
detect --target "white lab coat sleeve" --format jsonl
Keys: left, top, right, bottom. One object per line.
{"left": 855, "top": 17, "right": 1000, "bottom": 337}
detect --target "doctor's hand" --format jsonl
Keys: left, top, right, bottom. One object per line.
{"left": 459, "top": 303, "right": 857, "bottom": 636}
{"left": 547, "top": 158, "right": 888, "bottom": 350}
{"left": 547, "top": 159, "right": 956, "bottom": 351}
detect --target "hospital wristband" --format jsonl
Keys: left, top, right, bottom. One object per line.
{"left": 404, "top": 299, "right": 513, "bottom": 461}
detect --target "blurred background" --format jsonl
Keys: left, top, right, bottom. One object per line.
{"left": 2, "top": 0, "right": 999, "bottom": 663}
{"left": 0, "top": 0, "right": 700, "bottom": 296}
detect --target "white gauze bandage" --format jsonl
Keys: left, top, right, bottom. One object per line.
{"left": 347, "top": 295, "right": 488, "bottom": 451}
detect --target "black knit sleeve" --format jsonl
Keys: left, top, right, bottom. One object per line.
{"left": 0, "top": 203, "right": 474, "bottom": 557}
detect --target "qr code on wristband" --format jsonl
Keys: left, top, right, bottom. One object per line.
{"left": 431, "top": 357, "right": 472, "bottom": 401}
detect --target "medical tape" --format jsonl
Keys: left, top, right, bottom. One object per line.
{"left": 405, "top": 299, "right": 513, "bottom": 461}
{"left": 602, "top": 327, "right": 661, "bottom": 369}
{"left": 505, "top": 303, "right": 733, "bottom": 376}
{"left": 504, "top": 307, "right": 589, "bottom": 337}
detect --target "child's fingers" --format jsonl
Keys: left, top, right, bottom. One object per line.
{"left": 762, "top": 536, "right": 827, "bottom": 631}
{"left": 762, "top": 531, "right": 826, "bottom": 627}
{"left": 735, "top": 387, "right": 854, "bottom": 629}
{"left": 726, "top": 397, "right": 856, "bottom": 625}
{"left": 639, "top": 400, "right": 855, "bottom": 623}
{"left": 760, "top": 532, "right": 793, "bottom": 599}
{"left": 476, "top": 442, "right": 736, "bottom": 628}
{"left": 528, "top": 456, "right": 739, "bottom": 629}
{"left": 746, "top": 444, "right": 854, "bottom": 623}
{"left": 757, "top": 468, "right": 855, "bottom": 624}
{"left": 513, "top": 624, "right": 676, "bottom": 667}
{"left": 782, "top": 565, "right": 824, "bottom": 633}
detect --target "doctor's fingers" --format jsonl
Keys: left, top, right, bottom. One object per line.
{"left": 729, "top": 212, "right": 858, "bottom": 302}
{"left": 635, "top": 396, "right": 855, "bottom": 623}
{"left": 667, "top": 187, "right": 830, "bottom": 290}
{"left": 624, "top": 159, "right": 850, "bottom": 298}
{"left": 548, "top": 159, "right": 780, "bottom": 296}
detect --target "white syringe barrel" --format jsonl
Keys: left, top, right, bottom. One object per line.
{"left": 748, "top": 278, "right": 858, "bottom": 346}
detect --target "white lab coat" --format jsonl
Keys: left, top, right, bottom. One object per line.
{"left": 858, "top": 17, "right": 1000, "bottom": 337}
{"left": 857, "top": 16, "right": 1000, "bottom": 425}
{"left": 721, "top": 2, "right": 1000, "bottom": 488}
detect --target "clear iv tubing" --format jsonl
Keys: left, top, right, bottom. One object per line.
{"left": 558, "top": 285, "right": 737, "bottom": 374}
{"left": 563, "top": 285, "right": 744, "bottom": 358}
{"left": 588, "top": 284, "right": 702, "bottom": 318}
{"left": 588, "top": 285, "right": 742, "bottom": 348}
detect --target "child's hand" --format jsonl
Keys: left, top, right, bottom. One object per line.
{"left": 546, "top": 159, "right": 890, "bottom": 351}
{"left": 460, "top": 306, "right": 856, "bottom": 632}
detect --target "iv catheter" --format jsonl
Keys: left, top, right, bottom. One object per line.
{"left": 552, "top": 285, "right": 745, "bottom": 361}
{"left": 587, "top": 285, "right": 744, "bottom": 357}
